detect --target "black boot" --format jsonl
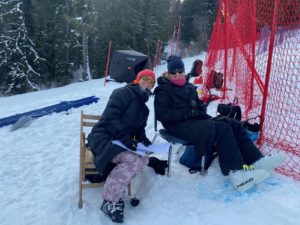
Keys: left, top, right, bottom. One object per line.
{"left": 100, "top": 199, "right": 124, "bottom": 223}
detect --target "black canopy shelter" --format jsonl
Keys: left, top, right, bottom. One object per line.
{"left": 109, "top": 50, "right": 150, "bottom": 83}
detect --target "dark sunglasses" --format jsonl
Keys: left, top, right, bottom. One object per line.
{"left": 170, "top": 69, "right": 184, "bottom": 75}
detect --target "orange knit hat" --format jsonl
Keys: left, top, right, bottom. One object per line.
{"left": 133, "top": 69, "right": 155, "bottom": 84}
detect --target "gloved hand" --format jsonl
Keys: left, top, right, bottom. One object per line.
{"left": 122, "top": 137, "right": 137, "bottom": 151}
{"left": 142, "top": 138, "right": 152, "bottom": 147}
{"left": 147, "top": 157, "right": 168, "bottom": 175}
{"left": 186, "top": 109, "right": 211, "bottom": 120}
{"left": 199, "top": 102, "right": 208, "bottom": 113}
{"left": 186, "top": 109, "right": 201, "bottom": 118}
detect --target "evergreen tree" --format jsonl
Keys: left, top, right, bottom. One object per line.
{"left": 70, "top": 0, "right": 97, "bottom": 80}
{"left": 180, "top": 0, "right": 218, "bottom": 52}
{"left": 0, "top": 0, "right": 217, "bottom": 95}
{"left": 0, "top": 0, "right": 46, "bottom": 95}
{"left": 88, "top": 0, "right": 172, "bottom": 77}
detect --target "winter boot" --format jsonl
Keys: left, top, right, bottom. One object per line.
{"left": 253, "top": 152, "right": 286, "bottom": 172}
{"left": 100, "top": 199, "right": 124, "bottom": 223}
{"left": 229, "top": 168, "right": 269, "bottom": 192}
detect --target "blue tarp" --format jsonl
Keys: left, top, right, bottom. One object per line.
{"left": 0, "top": 96, "right": 99, "bottom": 128}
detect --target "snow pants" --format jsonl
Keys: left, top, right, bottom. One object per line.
{"left": 166, "top": 118, "right": 263, "bottom": 175}
{"left": 213, "top": 117, "right": 263, "bottom": 175}
{"left": 102, "top": 151, "right": 149, "bottom": 203}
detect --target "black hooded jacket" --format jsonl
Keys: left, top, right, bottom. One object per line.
{"left": 88, "top": 83, "right": 150, "bottom": 174}
{"left": 154, "top": 77, "right": 210, "bottom": 128}
{"left": 153, "top": 77, "right": 214, "bottom": 157}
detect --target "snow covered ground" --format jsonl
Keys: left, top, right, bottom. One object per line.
{"left": 1, "top": 55, "right": 300, "bottom": 225}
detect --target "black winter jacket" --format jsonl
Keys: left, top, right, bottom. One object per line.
{"left": 88, "top": 84, "right": 150, "bottom": 175}
{"left": 154, "top": 77, "right": 214, "bottom": 156}
{"left": 154, "top": 77, "right": 210, "bottom": 128}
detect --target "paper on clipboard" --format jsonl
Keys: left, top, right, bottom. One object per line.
{"left": 112, "top": 140, "right": 170, "bottom": 156}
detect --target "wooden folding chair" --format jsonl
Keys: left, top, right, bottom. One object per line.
{"left": 78, "top": 110, "right": 134, "bottom": 208}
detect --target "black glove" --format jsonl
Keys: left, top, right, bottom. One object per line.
{"left": 148, "top": 157, "right": 168, "bottom": 175}
{"left": 187, "top": 109, "right": 211, "bottom": 120}
{"left": 199, "top": 102, "right": 208, "bottom": 113}
{"left": 122, "top": 137, "right": 137, "bottom": 151}
{"left": 142, "top": 138, "right": 152, "bottom": 147}
{"left": 186, "top": 109, "right": 201, "bottom": 118}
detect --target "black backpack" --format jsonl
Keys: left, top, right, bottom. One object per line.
{"left": 217, "top": 103, "right": 242, "bottom": 121}
{"left": 179, "top": 145, "right": 218, "bottom": 174}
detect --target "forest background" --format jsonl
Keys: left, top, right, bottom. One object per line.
{"left": 0, "top": 0, "right": 218, "bottom": 95}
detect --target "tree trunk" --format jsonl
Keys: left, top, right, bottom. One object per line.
{"left": 82, "top": 30, "right": 88, "bottom": 80}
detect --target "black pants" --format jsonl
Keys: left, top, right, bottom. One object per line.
{"left": 165, "top": 118, "right": 263, "bottom": 175}
{"left": 213, "top": 117, "right": 263, "bottom": 175}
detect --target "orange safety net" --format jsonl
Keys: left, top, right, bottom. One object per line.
{"left": 203, "top": 0, "right": 300, "bottom": 179}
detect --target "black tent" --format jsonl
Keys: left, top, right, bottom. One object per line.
{"left": 109, "top": 50, "right": 149, "bottom": 83}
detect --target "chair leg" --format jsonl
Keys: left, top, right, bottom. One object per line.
{"left": 127, "top": 183, "right": 131, "bottom": 196}
{"left": 127, "top": 183, "right": 140, "bottom": 207}
{"left": 200, "top": 156, "right": 207, "bottom": 176}
{"left": 78, "top": 183, "right": 83, "bottom": 208}
{"left": 78, "top": 142, "right": 84, "bottom": 208}
{"left": 151, "top": 133, "right": 159, "bottom": 143}
{"left": 167, "top": 145, "right": 172, "bottom": 176}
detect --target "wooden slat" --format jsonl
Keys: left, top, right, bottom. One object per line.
{"left": 84, "top": 171, "right": 99, "bottom": 175}
{"left": 82, "top": 183, "right": 103, "bottom": 188}
{"left": 85, "top": 164, "right": 96, "bottom": 169}
{"left": 82, "top": 114, "right": 101, "bottom": 120}
{"left": 82, "top": 121, "right": 97, "bottom": 127}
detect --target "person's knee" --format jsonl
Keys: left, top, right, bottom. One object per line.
{"left": 122, "top": 154, "right": 148, "bottom": 172}
{"left": 116, "top": 152, "right": 140, "bottom": 164}
{"left": 135, "top": 156, "right": 149, "bottom": 171}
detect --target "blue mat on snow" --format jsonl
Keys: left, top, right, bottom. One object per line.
{"left": 0, "top": 96, "right": 99, "bottom": 128}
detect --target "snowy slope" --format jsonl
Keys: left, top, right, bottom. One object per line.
{"left": 1, "top": 55, "right": 300, "bottom": 225}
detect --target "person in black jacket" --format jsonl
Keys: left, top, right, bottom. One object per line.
{"left": 88, "top": 69, "right": 155, "bottom": 223}
{"left": 154, "top": 55, "right": 285, "bottom": 192}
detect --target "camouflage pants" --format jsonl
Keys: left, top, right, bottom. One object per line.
{"left": 102, "top": 151, "right": 149, "bottom": 203}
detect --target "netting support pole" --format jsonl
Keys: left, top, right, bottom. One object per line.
{"left": 248, "top": 0, "right": 257, "bottom": 113}
{"left": 257, "top": 0, "right": 280, "bottom": 144}
{"left": 104, "top": 40, "right": 112, "bottom": 86}
{"left": 223, "top": 0, "right": 228, "bottom": 100}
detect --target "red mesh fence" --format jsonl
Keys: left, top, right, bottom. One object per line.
{"left": 203, "top": 0, "right": 300, "bottom": 179}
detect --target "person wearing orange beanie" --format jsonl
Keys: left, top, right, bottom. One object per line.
{"left": 88, "top": 68, "right": 155, "bottom": 223}
{"left": 134, "top": 69, "right": 155, "bottom": 85}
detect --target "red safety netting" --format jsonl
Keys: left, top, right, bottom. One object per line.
{"left": 203, "top": 0, "right": 300, "bottom": 179}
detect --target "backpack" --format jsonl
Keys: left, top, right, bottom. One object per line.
{"left": 206, "top": 70, "right": 224, "bottom": 89}
{"left": 241, "top": 117, "right": 261, "bottom": 141}
{"left": 216, "top": 97, "right": 242, "bottom": 121}
{"left": 217, "top": 103, "right": 242, "bottom": 121}
{"left": 217, "top": 99, "right": 261, "bottom": 142}
{"left": 189, "top": 59, "right": 203, "bottom": 77}
{"left": 179, "top": 145, "right": 218, "bottom": 173}
{"left": 213, "top": 72, "right": 224, "bottom": 89}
